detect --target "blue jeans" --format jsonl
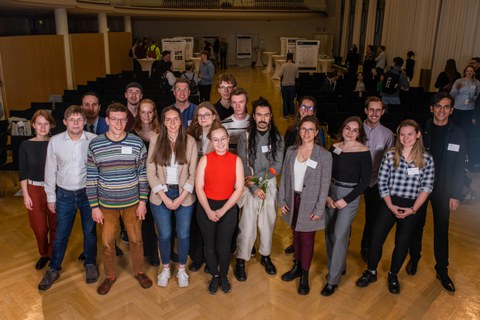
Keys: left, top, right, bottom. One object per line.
{"left": 150, "top": 188, "right": 193, "bottom": 265}
{"left": 281, "top": 85, "right": 296, "bottom": 116}
{"left": 50, "top": 187, "right": 97, "bottom": 271}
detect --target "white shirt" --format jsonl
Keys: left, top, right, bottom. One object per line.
{"left": 44, "top": 131, "right": 97, "bottom": 203}
{"left": 166, "top": 153, "right": 179, "bottom": 185}
{"left": 294, "top": 157, "right": 308, "bottom": 192}
{"left": 222, "top": 114, "right": 250, "bottom": 148}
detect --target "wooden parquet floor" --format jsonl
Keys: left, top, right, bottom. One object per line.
{"left": 1, "top": 67, "right": 479, "bottom": 320}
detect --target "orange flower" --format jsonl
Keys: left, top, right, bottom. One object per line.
{"left": 269, "top": 167, "right": 276, "bottom": 175}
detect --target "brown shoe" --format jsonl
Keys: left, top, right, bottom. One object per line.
{"left": 97, "top": 277, "right": 116, "bottom": 295}
{"left": 135, "top": 273, "right": 153, "bottom": 289}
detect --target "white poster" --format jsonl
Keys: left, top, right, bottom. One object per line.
{"left": 162, "top": 38, "right": 186, "bottom": 72}
{"left": 236, "top": 34, "right": 252, "bottom": 59}
{"left": 295, "top": 40, "right": 320, "bottom": 71}
{"left": 174, "top": 36, "right": 194, "bottom": 58}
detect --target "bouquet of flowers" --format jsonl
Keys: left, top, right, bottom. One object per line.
{"left": 250, "top": 167, "right": 276, "bottom": 212}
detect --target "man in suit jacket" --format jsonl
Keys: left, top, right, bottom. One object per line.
{"left": 81, "top": 92, "right": 109, "bottom": 134}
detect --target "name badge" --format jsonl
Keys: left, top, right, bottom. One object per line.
{"left": 375, "top": 144, "right": 385, "bottom": 151}
{"left": 187, "top": 120, "right": 192, "bottom": 126}
{"left": 306, "top": 159, "right": 318, "bottom": 169}
{"left": 333, "top": 147, "right": 342, "bottom": 155}
{"left": 121, "top": 146, "right": 133, "bottom": 154}
{"left": 465, "top": 99, "right": 471, "bottom": 105}
{"left": 407, "top": 167, "right": 420, "bottom": 175}
{"left": 447, "top": 143, "right": 460, "bottom": 152}
{"left": 261, "top": 145, "right": 271, "bottom": 153}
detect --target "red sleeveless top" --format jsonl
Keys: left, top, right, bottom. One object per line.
{"left": 204, "top": 151, "right": 237, "bottom": 200}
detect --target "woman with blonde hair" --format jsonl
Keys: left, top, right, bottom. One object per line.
{"left": 356, "top": 119, "right": 434, "bottom": 294}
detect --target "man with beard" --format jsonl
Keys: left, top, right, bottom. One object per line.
{"left": 81, "top": 92, "right": 109, "bottom": 134}
{"left": 124, "top": 82, "right": 143, "bottom": 131}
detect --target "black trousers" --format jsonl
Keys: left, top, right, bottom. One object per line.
{"left": 197, "top": 199, "right": 237, "bottom": 278}
{"left": 408, "top": 190, "right": 451, "bottom": 274}
{"left": 198, "top": 84, "right": 212, "bottom": 102}
{"left": 142, "top": 200, "right": 158, "bottom": 257}
{"left": 361, "top": 184, "right": 381, "bottom": 252}
{"left": 189, "top": 202, "right": 205, "bottom": 265}
{"left": 368, "top": 196, "right": 422, "bottom": 274}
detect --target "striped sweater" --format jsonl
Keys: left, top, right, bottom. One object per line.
{"left": 86, "top": 133, "right": 149, "bottom": 209}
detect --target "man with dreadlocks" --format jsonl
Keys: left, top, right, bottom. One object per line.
{"left": 234, "top": 97, "right": 284, "bottom": 282}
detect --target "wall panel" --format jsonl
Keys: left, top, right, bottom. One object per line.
{"left": 108, "top": 32, "right": 132, "bottom": 74}
{"left": 0, "top": 35, "right": 67, "bottom": 111}
{"left": 70, "top": 33, "right": 106, "bottom": 87}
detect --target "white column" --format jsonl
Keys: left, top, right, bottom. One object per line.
{"left": 352, "top": 0, "right": 364, "bottom": 46}
{"left": 98, "top": 13, "right": 110, "bottom": 74}
{"left": 124, "top": 16, "right": 132, "bottom": 33}
{"left": 364, "top": 0, "right": 378, "bottom": 52}
{"left": 340, "top": 0, "right": 351, "bottom": 60}
{"left": 55, "top": 8, "right": 73, "bottom": 89}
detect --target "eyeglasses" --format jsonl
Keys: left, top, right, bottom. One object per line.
{"left": 198, "top": 113, "right": 213, "bottom": 119}
{"left": 66, "top": 118, "right": 85, "bottom": 124}
{"left": 299, "top": 127, "right": 316, "bottom": 133}
{"left": 109, "top": 117, "right": 128, "bottom": 123}
{"left": 219, "top": 86, "right": 234, "bottom": 91}
{"left": 299, "top": 105, "right": 315, "bottom": 112}
{"left": 434, "top": 104, "right": 452, "bottom": 110}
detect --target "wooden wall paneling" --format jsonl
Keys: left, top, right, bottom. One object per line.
{"left": 0, "top": 35, "right": 67, "bottom": 112}
{"left": 69, "top": 33, "right": 106, "bottom": 88}
{"left": 108, "top": 32, "right": 132, "bottom": 74}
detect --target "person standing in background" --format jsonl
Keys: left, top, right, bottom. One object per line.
{"left": 198, "top": 51, "right": 215, "bottom": 102}
{"left": 278, "top": 53, "right": 299, "bottom": 118}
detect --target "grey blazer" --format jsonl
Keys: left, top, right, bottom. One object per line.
{"left": 278, "top": 144, "right": 332, "bottom": 232}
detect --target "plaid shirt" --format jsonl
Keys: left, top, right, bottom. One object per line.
{"left": 378, "top": 150, "right": 435, "bottom": 199}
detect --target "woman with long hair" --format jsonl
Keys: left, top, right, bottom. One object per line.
{"left": 435, "top": 59, "right": 461, "bottom": 92}
{"left": 195, "top": 124, "right": 244, "bottom": 294}
{"left": 356, "top": 119, "right": 434, "bottom": 294}
{"left": 19, "top": 110, "right": 56, "bottom": 269}
{"left": 147, "top": 106, "right": 197, "bottom": 288}
{"left": 186, "top": 101, "right": 221, "bottom": 272}
{"left": 322, "top": 116, "right": 372, "bottom": 296}
{"left": 278, "top": 116, "right": 332, "bottom": 295}
{"left": 132, "top": 99, "right": 160, "bottom": 266}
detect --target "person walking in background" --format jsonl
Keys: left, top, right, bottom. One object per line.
{"left": 147, "top": 106, "right": 197, "bottom": 288}
{"left": 19, "top": 110, "right": 56, "bottom": 270}
{"left": 356, "top": 119, "right": 434, "bottom": 295}
{"left": 405, "top": 51, "right": 415, "bottom": 81}
{"left": 195, "top": 124, "right": 244, "bottom": 294}
{"left": 278, "top": 52, "right": 299, "bottom": 118}
{"left": 278, "top": 116, "right": 332, "bottom": 295}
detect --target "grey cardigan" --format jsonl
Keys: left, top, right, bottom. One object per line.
{"left": 278, "top": 144, "right": 332, "bottom": 232}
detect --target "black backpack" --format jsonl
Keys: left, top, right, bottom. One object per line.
{"left": 160, "top": 74, "right": 172, "bottom": 94}
{"left": 382, "top": 68, "right": 400, "bottom": 94}
{"left": 182, "top": 72, "right": 198, "bottom": 95}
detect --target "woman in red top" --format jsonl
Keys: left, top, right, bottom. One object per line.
{"left": 195, "top": 124, "right": 244, "bottom": 294}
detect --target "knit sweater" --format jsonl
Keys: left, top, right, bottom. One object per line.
{"left": 86, "top": 133, "right": 149, "bottom": 209}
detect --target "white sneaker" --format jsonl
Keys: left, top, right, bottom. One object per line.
{"left": 157, "top": 268, "right": 170, "bottom": 287}
{"left": 177, "top": 269, "right": 189, "bottom": 288}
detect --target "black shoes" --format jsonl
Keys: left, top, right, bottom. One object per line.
{"left": 388, "top": 272, "right": 400, "bottom": 294}
{"left": 234, "top": 259, "right": 247, "bottom": 281}
{"left": 356, "top": 270, "right": 377, "bottom": 288}
{"left": 298, "top": 270, "right": 310, "bottom": 295}
{"left": 220, "top": 277, "right": 232, "bottom": 293}
{"left": 35, "top": 257, "right": 50, "bottom": 270}
{"left": 405, "top": 259, "right": 418, "bottom": 276}
{"left": 436, "top": 273, "right": 455, "bottom": 292}
{"left": 188, "top": 261, "right": 203, "bottom": 272}
{"left": 260, "top": 255, "right": 277, "bottom": 275}
{"left": 284, "top": 244, "right": 294, "bottom": 254}
{"left": 321, "top": 283, "right": 337, "bottom": 296}
{"left": 281, "top": 260, "right": 302, "bottom": 281}
{"left": 208, "top": 276, "right": 220, "bottom": 295}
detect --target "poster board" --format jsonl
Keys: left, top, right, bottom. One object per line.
{"left": 162, "top": 38, "right": 186, "bottom": 72}
{"left": 280, "top": 37, "right": 306, "bottom": 59}
{"left": 295, "top": 40, "right": 320, "bottom": 72}
{"left": 236, "top": 34, "right": 252, "bottom": 59}
{"left": 174, "top": 36, "right": 194, "bottom": 58}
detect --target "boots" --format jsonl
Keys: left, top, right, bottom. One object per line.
{"left": 281, "top": 260, "right": 302, "bottom": 281}
{"left": 298, "top": 269, "right": 310, "bottom": 295}
{"left": 234, "top": 258, "right": 247, "bottom": 281}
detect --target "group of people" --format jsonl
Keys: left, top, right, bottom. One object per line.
{"left": 19, "top": 66, "right": 466, "bottom": 298}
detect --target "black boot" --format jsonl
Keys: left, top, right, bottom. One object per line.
{"left": 281, "top": 260, "right": 302, "bottom": 281}
{"left": 298, "top": 269, "right": 310, "bottom": 295}
{"left": 234, "top": 258, "right": 247, "bottom": 281}
{"left": 260, "top": 255, "right": 277, "bottom": 275}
